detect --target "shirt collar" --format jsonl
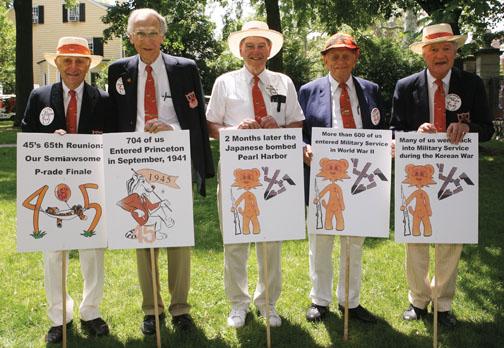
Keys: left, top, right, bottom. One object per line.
{"left": 426, "top": 69, "right": 451, "bottom": 88}
{"left": 62, "top": 81, "right": 84, "bottom": 95}
{"left": 139, "top": 53, "right": 164, "bottom": 75}
{"left": 328, "top": 73, "right": 354, "bottom": 93}
{"left": 243, "top": 67, "right": 269, "bottom": 86}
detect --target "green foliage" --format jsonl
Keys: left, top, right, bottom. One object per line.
{"left": 0, "top": 4, "right": 16, "bottom": 94}
{"left": 102, "top": 0, "right": 223, "bottom": 94}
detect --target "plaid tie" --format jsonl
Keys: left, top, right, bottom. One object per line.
{"left": 252, "top": 76, "right": 267, "bottom": 124}
{"left": 339, "top": 82, "right": 356, "bottom": 129}
{"left": 434, "top": 79, "right": 446, "bottom": 132}
{"left": 66, "top": 90, "right": 77, "bottom": 133}
{"left": 144, "top": 65, "right": 158, "bottom": 123}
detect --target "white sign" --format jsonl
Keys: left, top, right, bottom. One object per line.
{"left": 307, "top": 128, "right": 392, "bottom": 238}
{"left": 395, "top": 133, "right": 478, "bottom": 244}
{"left": 220, "top": 128, "right": 305, "bottom": 244}
{"left": 17, "top": 133, "right": 106, "bottom": 252}
{"left": 103, "top": 131, "right": 194, "bottom": 249}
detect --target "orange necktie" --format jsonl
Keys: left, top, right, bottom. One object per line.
{"left": 339, "top": 82, "right": 356, "bottom": 129}
{"left": 252, "top": 76, "right": 267, "bottom": 124}
{"left": 144, "top": 65, "right": 158, "bottom": 123}
{"left": 66, "top": 90, "right": 77, "bottom": 134}
{"left": 434, "top": 79, "right": 446, "bottom": 132}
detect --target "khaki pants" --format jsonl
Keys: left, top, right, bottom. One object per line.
{"left": 136, "top": 247, "right": 191, "bottom": 317}
{"left": 406, "top": 243, "right": 463, "bottom": 312}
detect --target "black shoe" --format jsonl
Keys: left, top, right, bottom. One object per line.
{"left": 403, "top": 304, "right": 427, "bottom": 321}
{"left": 141, "top": 313, "right": 166, "bottom": 335}
{"left": 45, "top": 321, "right": 73, "bottom": 343}
{"left": 438, "top": 311, "right": 457, "bottom": 329}
{"left": 81, "top": 317, "right": 110, "bottom": 336}
{"left": 172, "top": 314, "right": 194, "bottom": 331}
{"left": 306, "top": 304, "right": 329, "bottom": 322}
{"left": 338, "top": 304, "right": 377, "bottom": 324}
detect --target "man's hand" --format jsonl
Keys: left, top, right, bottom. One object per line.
{"left": 391, "top": 139, "right": 396, "bottom": 159}
{"left": 145, "top": 119, "right": 173, "bottom": 133}
{"left": 446, "top": 122, "right": 469, "bottom": 144}
{"left": 54, "top": 129, "right": 67, "bottom": 135}
{"left": 303, "top": 144, "right": 313, "bottom": 166}
{"left": 417, "top": 123, "right": 437, "bottom": 133}
{"left": 260, "top": 115, "right": 279, "bottom": 129}
{"left": 237, "top": 118, "right": 261, "bottom": 129}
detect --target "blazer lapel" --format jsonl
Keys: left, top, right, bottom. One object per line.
{"left": 353, "top": 76, "right": 370, "bottom": 128}
{"left": 447, "top": 68, "right": 463, "bottom": 123}
{"left": 124, "top": 56, "right": 139, "bottom": 123}
{"left": 50, "top": 82, "right": 66, "bottom": 128}
{"left": 163, "top": 53, "right": 187, "bottom": 128}
{"left": 78, "top": 83, "right": 97, "bottom": 133}
{"left": 320, "top": 76, "right": 332, "bottom": 128}
{"left": 413, "top": 69, "right": 429, "bottom": 124}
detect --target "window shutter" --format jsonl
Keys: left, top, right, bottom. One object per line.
{"left": 38, "top": 6, "right": 44, "bottom": 24}
{"left": 93, "top": 37, "right": 104, "bottom": 56}
{"left": 79, "top": 3, "right": 86, "bottom": 22}
{"left": 62, "top": 5, "right": 67, "bottom": 23}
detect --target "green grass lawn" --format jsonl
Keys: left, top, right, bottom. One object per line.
{"left": 0, "top": 140, "right": 503, "bottom": 347}
{"left": 0, "top": 120, "right": 18, "bottom": 145}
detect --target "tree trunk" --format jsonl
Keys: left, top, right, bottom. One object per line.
{"left": 13, "top": 0, "right": 33, "bottom": 127}
{"left": 264, "top": 0, "right": 283, "bottom": 72}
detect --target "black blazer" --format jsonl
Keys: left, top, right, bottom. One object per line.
{"left": 22, "top": 82, "right": 108, "bottom": 134}
{"left": 390, "top": 68, "right": 494, "bottom": 141}
{"left": 107, "top": 53, "right": 215, "bottom": 196}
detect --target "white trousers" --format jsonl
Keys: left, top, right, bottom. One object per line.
{"left": 406, "top": 243, "right": 462, "bottom": 312}
{"left": 309, "top": 233, "right": 364, "bottom": 308}
{"left": 44, "top": 249, "right": 105, "bottom": 326}
{"left": 217, "top": 164, "right": 282, "bottom": 310}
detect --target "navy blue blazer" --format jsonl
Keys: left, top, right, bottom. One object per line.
{"left": 107, "top": 53, "right": 215, "bottom": 196}
{"left": 299, "top": 75, "right": 385, "bottom": 204}
{"left": 390, "top": 68, "right": 494, "bottom": 141}
{"left": 22, "top": 82, "right": 108, "bottom": 134}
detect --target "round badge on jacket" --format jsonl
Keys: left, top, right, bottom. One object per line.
{"left": 39, "top": 107, "right": 55, "bottom": 126}
{"left": 371, "top": 107, "right": 381, "bottom": 126}
{"left": 116, "top": 77, "right": 126, "bottom": 95}
{"left": 445, "top": 93, "right": 462, "bottom": 111}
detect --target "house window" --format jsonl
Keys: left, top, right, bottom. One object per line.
{"left": 87, "top": 38, "right": 93, "bottom": 53}
{"left": 32, "top": 6, "right": 44, "bottom": 24}
{"left": 68, "top": 5, "right": 80, "bottom": 22}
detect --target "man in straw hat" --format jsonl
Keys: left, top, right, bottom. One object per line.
{"left": 390, "top": 23, "right": 494, "bottom": 328}
{"left": 299, "top": 32, "right": 383, "bottom": 324}
{"left": 107, "top": 8, "right": 214, "bottom": 335}
{"left": 206, "top": 20, "right": 304, "bottom": 328}
{"left": 22, "top": 36, "right": 110, "bottom": 343}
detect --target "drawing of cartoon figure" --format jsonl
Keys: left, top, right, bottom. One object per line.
{"left": 231, "top": 168, "right": 262, "bottom": 235}
{"left": 117, "top": 171, "right": 174, "bottom": 241}
{"left": 314, "top": 158, "right": 350, "bottom": 231}
{"left": 400, "top": 164, "right": 436, "bottom": 237}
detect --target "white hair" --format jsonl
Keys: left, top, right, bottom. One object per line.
{"left": 127, "top": 8, "right": 167, "bottom": 36}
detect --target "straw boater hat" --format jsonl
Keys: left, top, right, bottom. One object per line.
{"left": 320, "top": 33, "right": 360, "bottom": 56}
{"left": 44, "top": 37, "right": 103, "bottom": 69}
{"left": 228, "top": 20, "right": 284, "bottom": 59}
{"left": 409, "top": 23, "right": 467, "bottom": 54}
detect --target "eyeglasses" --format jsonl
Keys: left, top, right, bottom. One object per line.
{"left": 132, "top": 31, "right": 161, "bottom": 40}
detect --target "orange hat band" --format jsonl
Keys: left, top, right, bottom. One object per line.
{"left": 425, "top": 32, "right": 453, "bottom": 40}
{"left": 57, "top": 44, "right": 91, "bottom": 56}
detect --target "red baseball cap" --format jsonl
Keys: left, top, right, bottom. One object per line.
{"left": 321, "top": 33, "right": 360, "bottom": 55}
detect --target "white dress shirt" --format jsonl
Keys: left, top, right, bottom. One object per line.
{"left": 206, "top": 67, "right": 305, "bottom": 127}
{"left": 136, "top": 54, "right": 181, "bottom": 131}
{"left": 328, "top": 74, "right": 362, "bottom": 129}
{"left": 426, "top": 69, "right": 451, "bottom": 124}
{"left": 62, "top": 81, "right": 84, "bottom": 127}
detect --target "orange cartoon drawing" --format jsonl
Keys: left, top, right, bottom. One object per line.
{"left": 231, "top": 168, "right": 262, "bottom": 235}
{"left": 400, "top": 164, "right": 436, "bottom": 237}
{"left": 314, "top": 158, "right": 350, "bottom": 231}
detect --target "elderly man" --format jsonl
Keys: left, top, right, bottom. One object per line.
{"left": 391, "top": 23, "right": 494, "bottom": 328}
{"left": 299, "top": 33, "right": 383, "bottom": 324}
{"left": 107, "top": 8, "right": 214, "bottom": 334}
{"left": 22, "top": 36, "right": 110, "bottom": 343}
{"left": 206, "top": 21, "right": 304, "bottom": 328}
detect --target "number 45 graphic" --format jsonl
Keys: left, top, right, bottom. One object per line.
{"left": 22, "top": 183, "right": 102, "bottom": 239}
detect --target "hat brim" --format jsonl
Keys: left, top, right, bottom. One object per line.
{"left": 410, "top": 35, "right": 467, "bottom": 54}
{"left": 321, "top": 44, "right": 359, "bottom": 55}
{"left": 44, "top": 53, "right": 103, "bottom": 69}
{"left": 228, "top": 28, "right": 284, "bottom": 59}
